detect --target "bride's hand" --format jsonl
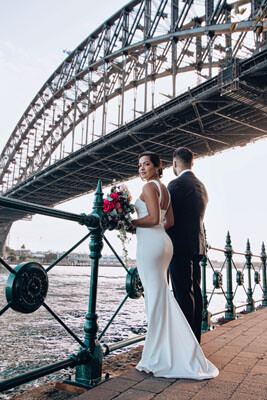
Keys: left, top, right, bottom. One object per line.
{"left": 126, "top": 222, "right": 136, "bottom": 234}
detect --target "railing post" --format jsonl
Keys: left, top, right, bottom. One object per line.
{"left": 75, "top": 180, "right": 104, "bottom": 387}
{"left": 201, "top": 254, "right": 211, "bottom": 331}
{"left": 245, "top": 239, "right": 255, "bottom": 312}
{"left": 261, "top": 242, "right": 267, "bottom": 307}
{"left": 224, "top": 231, "right": 236, "bottom": 320}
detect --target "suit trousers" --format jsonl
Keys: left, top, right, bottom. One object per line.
{"left": 169, "top": 254, "right": 203, "bottom": 343}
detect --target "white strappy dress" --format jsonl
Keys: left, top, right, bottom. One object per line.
{"left": 135, "top": 180, "right": 218, "bottom": 379}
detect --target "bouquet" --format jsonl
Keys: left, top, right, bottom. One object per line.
{"left": 103, "top": 181, "right": 136, "bottom": 265}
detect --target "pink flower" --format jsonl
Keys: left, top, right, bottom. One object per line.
{"left": 120, "top": 184, "right": 131, "bottom": 198}
{"left": 117, "top": 207, "right": 123, "bottom": 213}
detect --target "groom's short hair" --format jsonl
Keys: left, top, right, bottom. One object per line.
{"left": 173, "top": 147, "right": 193, "bottom": 167}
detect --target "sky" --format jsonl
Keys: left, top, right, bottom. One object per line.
{"left": 0, "top": 0, "right": 266, "bottom": 261}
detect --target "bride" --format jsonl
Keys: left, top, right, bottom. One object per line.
{"left": 131, "top": 151, "right": 218, "bottom": 379}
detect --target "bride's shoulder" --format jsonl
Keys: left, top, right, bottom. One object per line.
{"left": 142, "top": 181, "right": 159, "bottom": 195}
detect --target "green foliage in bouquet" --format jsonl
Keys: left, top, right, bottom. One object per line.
{"left": 103, "top": 181, "right": 136, "bottom": 266}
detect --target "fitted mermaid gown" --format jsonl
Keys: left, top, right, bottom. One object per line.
{"left": 135, "top": 180, "right": 218, "bottom": 379}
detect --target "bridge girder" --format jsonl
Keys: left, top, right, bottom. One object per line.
{"left": 0, "top": 0, "right": 266, "bottom": 195}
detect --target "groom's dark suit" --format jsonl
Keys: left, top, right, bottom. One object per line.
{"left": 167, "top": 170, "right": 208, "bottom": 343}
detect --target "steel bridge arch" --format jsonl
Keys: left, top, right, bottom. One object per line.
{"left": 0, "top": 0, "right": 266, "bottom": 195}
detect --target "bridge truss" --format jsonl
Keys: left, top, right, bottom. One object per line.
{"left": 0, "top": 0, "right": 266, "bottom": 194}
{"left": 0, "top": 0, "right": 266, "bottom": 250}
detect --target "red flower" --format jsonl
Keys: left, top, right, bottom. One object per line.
{"left": 103, "top": 199, "right": 114, "bottom": 213}
{"left": 110, "top": 192, "right": 120, "bottom": 202}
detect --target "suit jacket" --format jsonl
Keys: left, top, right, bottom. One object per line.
{"left": 167, "top": 171, "right": 208, "bottom": 256}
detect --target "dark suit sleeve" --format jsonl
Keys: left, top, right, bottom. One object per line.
{"left": 167, "top": 179, "right": 183, "bottom": 210}
{"left": 166, "top": 179, "right": 182, "bottom": 239}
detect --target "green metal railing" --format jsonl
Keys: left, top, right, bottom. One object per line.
{"left": 0, "top": 181, "right": 144, "bottom": 392}
{"left": 0, "top": 182, "right": 266, "bottom": 393}
{"left": 201, "top": 231, "right": 267, "bottom": 331}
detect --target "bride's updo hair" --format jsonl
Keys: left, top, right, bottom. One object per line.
{"left": 138, "top": 151, "right": 163, "bottom": 178}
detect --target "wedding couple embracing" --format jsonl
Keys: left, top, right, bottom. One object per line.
{"left": 131, "top": 147, "right": 219, "bottom": 379}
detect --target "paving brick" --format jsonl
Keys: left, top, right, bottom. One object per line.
{"left": 201, "top": 344, "right": 218, "bottom": 357}
{"left": 211, "top": 350, "right": 237, "bottom": 359}
{"left": 133, "top": 376, "right": 171, "bottom": 393}
{"left": 99, "top": 377, "right": 136, "bottom": 392}
{"left": 244, "top": 372, "right": 267, "bottom": 386}
{"left": 75, "top": 387, "right": 119, "bottom": 400}
{"left": 238, "top": 350, "right": 266, "bottom": 358}
{"left": 257, "top": 358, "right": 267, "bottom": 367}
{"left": 230, "top": 392, "right": 266, "bottom": 400}
{"left": 215, "top": 370, "right": 246, "bottom": 383}
{"left": 191, "top": 387, "right": 232, "bottom": 400}
{"left": 169, "top": 379, "right": 207, "bottom": 393}
{"left": 222, "top": 345, "right": 245, "bottom": 353}
{"left": 118, "top": 369, "right": 150, "bottom": 382}
{"left": 250, "top": 364, "right": 267, "bottom": 375}
{"left": 238, "top": 381, "right": 267, "bottom": 397}
{"left": 154, "top": 387, "right": 195, "bottom": 399}
{"left": 204, "top": 379, "right": 239, "bottom": 393}
{"left": 208, "top": 356, "right": 232, "bottom": 369}
{"left": 230, "top": 356, "right": 257, "bottom": 367}
{"left": 222, "top": 362, "right": 251, "bottom": 374}
{"left": 114, "top": 388, "right": 155, "bottom": 400}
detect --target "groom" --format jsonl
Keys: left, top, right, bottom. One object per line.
{"left": 167, "top": 147, "right": 208, "bottom": 343}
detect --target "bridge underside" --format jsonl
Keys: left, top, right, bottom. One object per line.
{"left": 1, "top": 49, "right": 267, "bottom": 228}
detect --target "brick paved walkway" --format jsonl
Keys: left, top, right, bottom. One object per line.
{"left": 74, "top": 308, "right": 267, "bottom": 400}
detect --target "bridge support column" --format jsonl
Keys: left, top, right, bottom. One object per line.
{"left": 0, "top": 222, "right": 12, "bottom": 259}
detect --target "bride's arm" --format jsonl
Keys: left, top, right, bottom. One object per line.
{"left": 132, "top": 183, "right": 160, "bottom": 228}
{"left": 164, "top": 202, "right": 174, "bottom": 230}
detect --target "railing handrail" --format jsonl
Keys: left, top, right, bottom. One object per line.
{"left": 208, "top": 245, "right": 262, "bottom": 258}
{"left": 0, "top": 196, "right": 98, "bottom": 227}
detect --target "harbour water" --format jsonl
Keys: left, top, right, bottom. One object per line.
{"left": 0, "top": 263, "right": 263, "bottom": 399}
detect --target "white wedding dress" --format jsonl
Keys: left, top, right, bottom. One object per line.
{"left": 135, "top": 180, "right": 219, "bottom": 379}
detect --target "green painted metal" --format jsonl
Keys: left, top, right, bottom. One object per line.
{"left": 103, "top": 334, "right": 146, "bottom": 356}
{"left": 213, "top": 270, "right": 223, "bottom": 289}
{"left": 261, "top": 242, "right": 267, "bottom": 306}
{"left": 0, "top": 358, "right": 76, "bottom": 392}
{"left": 5, "top": 262, "right": 48, "bottom": 313}
{"left": 245, "top": 239, "right": 255, "bottom": 313}
{"left": 126, "top": 267, "right": 144, "bottom": 299}
{"left": 224, "top": 232, "right": 236, "bottom": 320}
{"left": 236, "top": 270, "right": 244, "bottom": 286}
{"left": 254, "top": 271, "right": 260, "bottom": 284}
{"left": 201, "top": 255, "right": 211, "bottom": 331}
{"left": 75, "top": 180, "right": 103, "bottom": 388}
{"left": 0, "top": 196, "right": 99, "bottom": 227}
